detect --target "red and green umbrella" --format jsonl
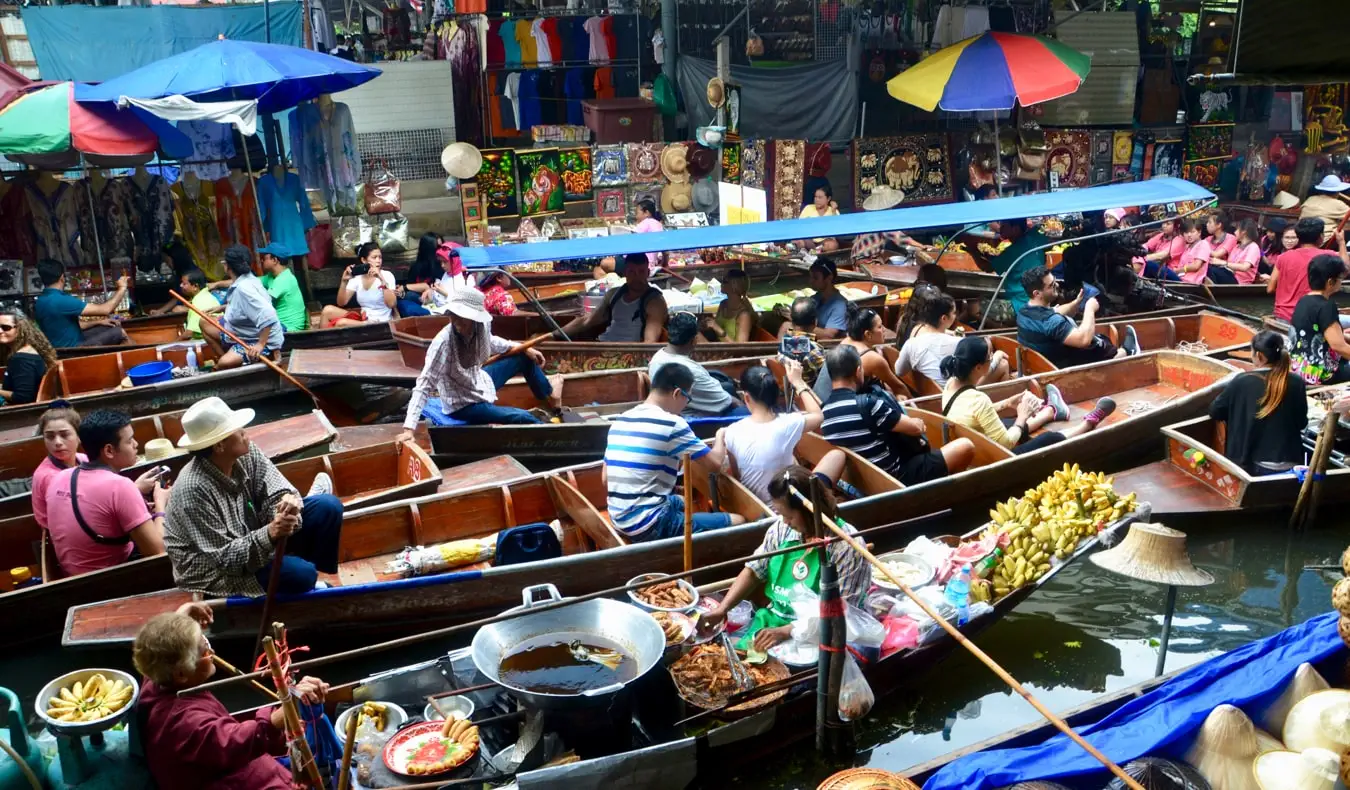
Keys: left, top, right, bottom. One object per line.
{"left": 0, "top": 82, "right": 189, "bottom": 161}
{"left": 887, "top": 32, "right": 1091, "bottom": 112}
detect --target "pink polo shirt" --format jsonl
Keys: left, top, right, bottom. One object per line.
{"left": 1209, "top": 232, "right": 1237, "bottom": 259}
{"left": 1228, "top": 241, "right": 1262, "bottom": 285}
{"left": 31, "top": 453, "right": 86, "bottom": 529}
{"left": 1178, "top": 239, "right": 1214, "bottom": 284}
{"left": 45, "top": 466, "right": 149, "bottom": 575}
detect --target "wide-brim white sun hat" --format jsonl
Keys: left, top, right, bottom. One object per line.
{"left": 176, "top": 396, "right": 256, "bottom": 450}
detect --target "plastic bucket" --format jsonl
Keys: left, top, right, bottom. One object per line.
{"left": 127, "top": 361, "right": 173, "bottom": 386}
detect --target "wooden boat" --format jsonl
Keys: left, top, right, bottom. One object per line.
{"left": 505, "top": 257, "right": 788, "bottom": 286}
{"left": 0, "top": 344, "right": 287, "bottom": 434}
{"left": 0, "top": 409, "right": 339, "bottom": 521}
{"left": 62, "top": 460, "right": 773, "bottom": 647}
{"left": 793, "top": 430, "right": 904, "bottom": 499}
{"left": 3, "top": 438, "right": 447, "bottom": 647}
{"left": 54, "top": 313, "right": 192, "bottom": 359}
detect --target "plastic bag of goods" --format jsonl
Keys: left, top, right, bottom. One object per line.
{"left": 881, "top": 615, "right": 919, "bottom": 655}
{"left": 837, "top": 652, "right": 875, "bottom": 722}
{"left": 787, "top": 588, "right": 821, "bottom": 644}
{"left": 387, "top": 537, "right": 496, "bottom": 577}
{"left": 844, "top": 602, "right": 886, "bottom": 649}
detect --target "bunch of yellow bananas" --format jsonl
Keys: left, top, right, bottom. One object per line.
{"left": 982, "top": 464, "right": 1137, "bottom": 599}
{"left": 46, "top": 674, "right": 132, "bottom": 722}
{"left": 356, "top": 701, "right": 389, "bottom": 731}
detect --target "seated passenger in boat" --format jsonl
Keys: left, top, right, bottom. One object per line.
{"left": 807, "top": 259, "right": 851, "bottom": 339}
{"left": 134, "top": 603, "right": 330, "bottom": 790}
{"left": 939, "top": 337, "right": 1115, "bottom": 455}
{"left": 777, "top": 297, "right": 827, "bottom": 387}
{"left": 704, "top": 268, "right": 755, "bottom": 342}
{"left": 176, "top": 269, "right": 225, "bottom": 340}
{"left": 649, "top": 312, "right": 748, "bottom": 418}
{"left": 478, "top": 271, "right": 518, "bottom": 317}
{"left": 32, "top": 406, "right": 85, "bottom": 529}
{"left": 604, "top": 363, "right": 746, "bottom": 542}
{"left": 1016, "top": 267, "right": 1138, "bottom": 370}
{"left": 164, "top": 397, "right": 344, "bottom": 597}
{"left": 822, "top": 308, "right": 907, "bottom": 400}
{"left": 1289, "top": 254, "right": 1350, "bottom": 384}
{"left": 45, "top": 410, "right": 167, "bottom": 576}
{"left": 1210, "top": 330, "right": 1307, "bottom": 475}
{"left": 551, "top": 253, "right": 668, "bottom": 343}
{"left": 722, "top": 362, "right": 832, "bottom": 502}
{"left": 395, "top": 232, "right": 445, "bottom": 317}
{"left": 1268, "top": 218, "right": 1326, "bottom": 323}
{"left": 206, "top": 246, "right": 285, "bottom": 370}
{"left": 257, "top": 243, "right": 309, "bottom": 333}
{"left": 1139, "top": 213, "right": 1184, "bottom": 281}
{"left": 1299, "top": 174, "right": 1350, "bottom": 245}
{"left": 896, "top": 292, "right": 1008, "bottom": 391}
{"left": 33, "top": 259, "right": 130, "bottom": 348}
{"left": 987, "top": 218, "right": 1050, "bottom": 322}
{"left": 701, "top": 466, "right": 870, "bottom": 652}
{"left": 1176, "top": 218, "right": 1216, "bottom": 284}
{"left": 820, "top": 345, "right": 975, "bottom": 485}
{"left": 320, "top": 242, "right": 398, "bottom": 328}
{"left": 0, "top": 308, "right": 55, "bottom": 405}
{"left": 1225, "top": 219, "right": 1268, "bottom": 285}
{"left": 797, "top": 184, "right": 840, "bottom": 251}
{"left": 397, "top": 289, "right": 561, "bottom": 431}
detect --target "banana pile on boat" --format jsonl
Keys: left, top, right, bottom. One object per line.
{"left": 46, "top": 674, "right": 133, "bottom": 722}
{"left": 982, "top": 464, "right": 1136, "bottom": 600}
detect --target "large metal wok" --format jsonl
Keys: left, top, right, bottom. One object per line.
{"left": 471, "top": 584, "right": 666, "bottom": 710}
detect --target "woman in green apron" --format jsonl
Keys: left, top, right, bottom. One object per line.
{"left": 701, "top": 466, "right": 872, "bottom": 652}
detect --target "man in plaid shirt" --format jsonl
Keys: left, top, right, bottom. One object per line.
{"left": 163, "top": 397, "right": 344, "bottom": 597}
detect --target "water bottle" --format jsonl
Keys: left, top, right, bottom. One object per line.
{"left": 945, "top": 564, "right": 971, "bottom": 626}
{"left": 186, "top": 344, "right": 198, "bottom": 374}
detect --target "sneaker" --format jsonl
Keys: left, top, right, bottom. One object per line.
{"left": 307, "top": 472, "right": 333, "bottom": 497}
{"left": 1045, "top": 384, "right": 1070, "bottom": 421}
{"left": 1122, "top": 326, "right": 1141, "bottom": 357}
{"left": 313, "top": 580, "right": 330, "bottom": 590}
{"left": 1084, "top": 397, "right": 1117, "bottom": 426}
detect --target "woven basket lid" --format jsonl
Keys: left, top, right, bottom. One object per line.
{"left": 1089, "top": 522, "right": 1214, "bottom": 587}
{"left": 817, "top": 768, "right": 920, "bottom": 790}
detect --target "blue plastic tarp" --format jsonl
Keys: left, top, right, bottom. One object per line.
{"left": 456, "top": 178, "right": 1216, "bottom": 269}
{"left": 23, "top": 3, "right": 301, "bottom": 83}
{"left": 923, "top": 612, "right": 1344, "bottom": 790}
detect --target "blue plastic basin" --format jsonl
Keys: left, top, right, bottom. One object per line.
{"left": 127, "top": 360, "right": 173, "bottom": 386}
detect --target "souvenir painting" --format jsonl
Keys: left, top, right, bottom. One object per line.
{"left": 741, "top": 139, "right": 767, "bottom": 189}
{"left": 625, "top": 142, "right": 664, "bottom": 182}
{"left": 1186, "top": 123, "right": 1234, "bottom": 161}
{"left": 1152, "top": 140, "right": 1184, "bottom": 180}
{"left": 1112, "top": 131, "right": 1134, "bottom": 165}
{"left": 628, "top": 184, "right": 663, "bottom": 219}
{"left": 595, "top": 188, "right": 627, "bottom": 221}
{"left": 1092, "top": 131, "right": 1113, "bottom": 165}
{"left": 1305, "top": 83, "right": 1349, "bottom": 154}
{"left": 559, "top": 147, "right": 593, "bottom": 203}
{"left": 592, "top": 144, "right": 628, "bottom": 187}
{"left": 852, "top": 134, "right": 953, "bottom": 208}
{"left": 722, "top": 142, "right": 742, "bottom": 184}
{"left": 1044, "top": 129, "right": 1091, "bottom": 189}
{"left": 477, "top": 148, "right": 519, "bottom": 219}
{"left": 771, "top": 140, "right": 805, "bottom": 220}
{"left": 1112, "top": 164, "right": 1133, "bottom": 182}
{"left": 514, "top": 148, "right": 565, "bottom": 217}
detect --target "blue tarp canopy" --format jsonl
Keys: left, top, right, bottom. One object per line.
{"left": 924, "top": 612, "right": 1344, "bottom": 790}
{"left": 456, "top": 178, "right": 1215, "bottom": 269}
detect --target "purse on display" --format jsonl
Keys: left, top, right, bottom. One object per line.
{"left": 364, "top": 160, "right": 402, "bottom": 215}
{"left": 363, "top": 212, "right": 410, "bottom": 252}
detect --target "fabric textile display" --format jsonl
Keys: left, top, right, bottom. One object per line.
{"left": 742, "top": 139, "right": 767, "bottom": 189}
{"left": 1044, "top": 129, "right": 1092, "bottom": 188}
{"left": 0, "top": 180, "right": 34, "bottom": 264}
{"left": 559, "top": 147, "right": 593, "bottom": 203}
{"left": 771, "top": 140, "right": 806, "bottom": 221}
{"left": 477, "top": 148, "right": 520, "bottom": 219}
{"left": 177, "top": 119, "right": 236, "bottom": 182}
{"left": 214, "top": 173, "right": 265, "bottom": 251}
{"left": 852, "top": 134, "right": 953, "bottom": 208}
{"left": 1182, "top": 161, "right": 1221, "bottom": 189}
{"left": 288, "top": 99, "right": 362, "bottom": 214}
{"left": 94, "top": 178, "right": 135, "bottom": 266}
{"left": 1112, "top": 130, "right": 1134, "bottom": 166}
{"left": 1304, "top": 83, "right": 1350, "bottom": 154}
{"left": 515, "top": 148, "right": 565, "bottom": 217}
{"left": 592, "top": 144, "right": 628, "bottom": 187}
{"left": 26, "top": 180, "right": 83, "bottom": 266}
{"left": 447, "top": 18, "right": 484, "bottom": 147}
{"left": 128, "top": 172, "right": 174, "bottom": 265}
{"left": 172, "top": 178, "right": 224, "bottom": 280}
{"left": 595, "top": 188, "right": 626, "bottom": 220}
{"left": 625, "top": 142, "right": 664, "bottom": 183}
{"left": 256, "top": 170, "right": 317, "bottom": 257}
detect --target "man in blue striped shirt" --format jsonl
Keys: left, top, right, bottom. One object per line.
{"left": 605, "top": 363, "right": 746, "bottom": 541}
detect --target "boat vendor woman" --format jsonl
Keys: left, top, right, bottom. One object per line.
{"left": 700, "top": 465, "right": 870, "bottom": 652}
{"left": 704, "top": 268, "right": 756, "bottom": 342}
{"left": 398, "top": 288, "right": 563, "bottom": 431}
{"left": 1209, "top": 330, "right": 1307, "bottom": 475}
{"left": 551, "top": 252, "right": 669, "bottom": 343}
{"left": 321, "top": 242, "right": 398, "bottom": 328}
{"left": 135, "top": 602, "right": 331, "bottom": 789}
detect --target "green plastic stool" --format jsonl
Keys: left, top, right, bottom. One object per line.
{"left": 0, "top": 686, "right": 44, "bottom": 790}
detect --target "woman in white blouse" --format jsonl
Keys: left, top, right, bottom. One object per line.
{"left": 321, "top": 242, "right": 399, "bottom": 327}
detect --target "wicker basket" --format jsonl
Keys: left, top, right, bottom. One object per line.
{"left": 816, "top": 768, "right": 921, "bottom": 790}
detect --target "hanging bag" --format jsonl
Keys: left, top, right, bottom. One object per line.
{"left": 364, "top": 159, "right": 402, "bottom": 215}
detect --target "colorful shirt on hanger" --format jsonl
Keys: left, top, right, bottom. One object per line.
{"left": 563, "top": 68, "right": 590, "bottom": 125}
{"left": 514, "top": 19, "right": 537, "bottom": 66}
{"left": 584, "top": 16, "right": 609, "bottom": 63}
{"left": 215, "top": 174, "right": 265, "bottom": 252}
{"left": 486, "top": 19, "right": 505, "bottom": 66}
{"left": 499, "top": 19, "right": 521, "bottom": 66}
{"left": 542, "top": 18, "right": 563, "bottom": 62}
{"left": 172, "top": 180, "right": 225, "bottom": 280}
{"left": 26, "top": 181, "right": 82, "bottom": 267}
{"left": 256, "top": 171, "right": 316, "bottom": 257}
{"left": 448, "top": 18, "right": 484, "bottom": 148}
{"left": 612, "top": 15, "right": 638, "bottom": 61}
{"left": 531, "top": 19, "right": 553, "bottom": 65}
{"left": 128, "top": 173, "right": 175, "bottom": 265}
{"left": 594, "top": 67, "right": 615, "bottom": 99}
{"left": 601, "top": 16, "right": 617, "bottom": 61}
{"left": 503, "top": 72, "right": 522, "bottom": 130}
{"left": 518, "top": 71, "right": 543, "bottom": 132}
{"left": 288, "top": 100, "right": 362, "bottom": 214}
{"left": 96, "top": 178, "right": 136, "bottom": 266}
{"left": 179, "top": 121, "right": 235, "bottom": 182}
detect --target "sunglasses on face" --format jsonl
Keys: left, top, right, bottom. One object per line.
{"left": 675, "top": 387, "right": 690, "bottom": 401}
{"left": 0, "top": 324, "right": 14, "bottom": 332}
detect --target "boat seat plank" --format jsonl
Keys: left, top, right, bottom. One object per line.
{"left": 332, "top": 423, "right": 431, "bottom": 453}
{"left": 64, "top": 589, "right": 196, "bottom": 643}
{"left": 1111, "top": 461, "right": 1241, "bottom": 514}
{"left": 1044, "top": 382, "right": 1191, "bottom": 432}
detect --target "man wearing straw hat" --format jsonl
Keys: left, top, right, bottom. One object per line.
{"left": 164, "top": 397, "right": 344, "bottom": 597}
{"left": 395, "top": 288, "right": 563, "bottom": 436}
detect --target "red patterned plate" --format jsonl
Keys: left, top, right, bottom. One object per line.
{"left": 381, "top": 720, "right": 477, "bottom": 778}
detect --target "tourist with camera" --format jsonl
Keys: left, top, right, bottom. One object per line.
{"left": 320, "top": 241, "right": 398, "bottom": 328}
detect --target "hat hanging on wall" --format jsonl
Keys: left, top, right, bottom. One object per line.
{"left": 692, "top": 179, "right": 719, "bottom": 214}
{"left": 687, "top": 145, "right": 718, "bottom": 179}
{"left": 706, "top": 77, "right": 726, "bottom": 109}
{"left": 661, "top": 143, "right": 690, "bottom": 184}
{"left": 441, "top": 142, "right": 483, "bottom": 180}
{"left": 696, "top": 126, "right": 726, "bottom": 149}
{"left": 661, "top": 181, "right": 693, "bottom": 214}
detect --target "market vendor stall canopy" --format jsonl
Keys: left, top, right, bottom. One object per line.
{"left": 0, "top": 81, "right": 192, "bottom": 167}
{"left": 76, "top": 38, "right": 381, "bottom": 114}
{"left": 455, "top": 178, "right": 1215, "bottom": 269}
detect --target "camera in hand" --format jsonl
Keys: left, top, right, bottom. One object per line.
{"left": 351, "top": 263, "right": 371, "bottom": 276}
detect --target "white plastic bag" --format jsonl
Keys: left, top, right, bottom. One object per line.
{"left": 844, "top": 602, "right": 885, "bottom": 649}
{"left": 787, "top": 588, "right": 820, "bottom": 644}
{"left": 837, "top": 653, "right": 875, "bottom": 722}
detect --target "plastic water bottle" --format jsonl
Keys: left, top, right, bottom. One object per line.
{"left": 945, "top": 564, "right": 972, "bottom": 626}
{"left": 186, "top": 344, "right": 198, "bottom": 374}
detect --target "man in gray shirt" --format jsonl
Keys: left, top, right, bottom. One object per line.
{"left": 647, "top": 312, "right": 748, "bottom": 417}
{"left": 207, "top": 245, "right": 285, "bottom": 370}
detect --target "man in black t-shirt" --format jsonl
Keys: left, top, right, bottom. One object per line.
{"left": 1016, "top": 266, "right": 1139, "bottom": 369}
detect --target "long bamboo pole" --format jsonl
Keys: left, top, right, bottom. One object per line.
{"left": 211, "top": 654, "right": 280, "bottom": 700}
{"left": 262, "top": 632, "right": 326, "bottom": 789}
{"left": 336, "top": 704, "right": 358, "bottom": 790}
{"left": 683, "top": 453, "right": 694, "bottom": 572}
{"left": 1291, "top": 409, "right": 1338, "bottom": 529}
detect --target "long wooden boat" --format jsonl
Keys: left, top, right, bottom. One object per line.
{"left": 0, "top": 409, "right": 339, "bottom": 521}
{"left": 0, "top": 344, "right": 288, "bottom": 434}
{"left": 4, "top": 439, "right": 443, "bottom": 646}
{"left": 62, "top": 460, "right": 773, "bottom": 647}
{"left": 505, "top": 257, "right": 789, "bottom": 286}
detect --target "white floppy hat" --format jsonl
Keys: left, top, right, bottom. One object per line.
{"left": 444, "top": 287, "right": 492, "bottom": 324}
{"left": 176, "top": 396, "right": 256, "bottom": 450}
{"left": 1272, "top": 191, "right": 1301, "bottom": 209}
{"left": 1314, "top": 174, "right": 1350, "bottom": 193}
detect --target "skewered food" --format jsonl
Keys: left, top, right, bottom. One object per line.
{"left": 635, "top": 578, "right": 695, "bottom": 608}
{"left": 46, "top": 673, "right": 132, "bottom": 722}
{"left": 402, "top": 719, "right": 479, "bottom": 776}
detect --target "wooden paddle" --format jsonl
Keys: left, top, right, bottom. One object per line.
{"left": 483, "top": 331, "right": 555, "bottom": 368}
{"left": 169, "top": 291, "right": 361, "bottom": 426}
{"left": 1291, "top": 408, "right": 1339, "bottom": 529}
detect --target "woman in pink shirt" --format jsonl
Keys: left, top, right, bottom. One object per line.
{"left": 31, "top": 406, "right": 86, "bottom": 529}
{"left": 1226, "top": 219, "right": 1267, "bottom": 285}
{"left": 1204, "top": 210, "right": 1240, "bottom": 283}
{"left": 1178, "top": 217, "right": 1214, "bottom": 284}
{"left": 1140, "top": 215, "right": 1185, "bottom": 280}
{"left": 633, "top": 198, "right": 665, "bottom": 271}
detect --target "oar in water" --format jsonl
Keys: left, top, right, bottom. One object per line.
{"left": 788, "top": 487, "right": 1147, "bottom": 790}
{"left": 169, "top": 291, "right": 362, "bottom": 426}
{"left": 1291, "top": 409, "right": 1340, "bottom": 529}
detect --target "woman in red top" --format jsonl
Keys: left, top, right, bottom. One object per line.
{"left": 135, "top": 604, "right": 330, "bottom": 790}
{"left": 478, "top": 271, "right": 518, "bottom": 316}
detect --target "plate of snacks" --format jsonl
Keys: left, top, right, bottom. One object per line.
{"left": 627, "top": 573, "right": 699, "bottom": 614}
{"left": 36, "top": 669, "right": 139, "bottom": 734}
{"left": 870, "top": 552, "right": 935, "bottom": 592}
{"left": 335, "top": 701, "right": 407, "bottom": 748}
{"left": 691, "top": 595, "right": 728, "bottom": 645}
{"left": 383, "top": 718, "right": 480, "bottom": 778}
{"left": 670, "top": 644, "right": 791, "bottom": 717}
{"left": 651, "top": 611, "right": 696, "bottom": 646}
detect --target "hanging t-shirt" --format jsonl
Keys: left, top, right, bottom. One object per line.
{"left": 601, "top": 15, "right": 617, "bottom": 61}
{"left": 584, "top": 16, "right": 609, "bottom": 62}
{"left": 542, "top": 18, "right": 564, "bottom": 63}
{"left": 531, "top": 19, "right": 553, "bottom": 65}
{"left": 593, "top": 67, "right": 615, "bottom": 99}
{"left": 518, "top": 71, "right": 544, "bottom": 132}
{"left": 514, "top": 19, "right": 537, "bottom": 66}
{"left": 612, "top": 15, "right": 638, "bottom": 60}
{"left": 537, "top": 71, "right": 564, "bottom": 124}
{"left": 652, "top": 30, "right": 665, "bottom": 65}
{"left": 504, "top": 71, "right": 523, "bottom": 130}
{"left": 614, "top": 65, "right": 639, "bottom": 97}
{"left": 499, "top": 20, "right": 521, "bottom": 66}
{"left": 486, "top": 19, "right": 505, "bottom": 66}
{"left": 564, "top": 68, "right": 588, "bottom": 124}
{"left": 570, "top": 18, "right": 588, "bottom": 62}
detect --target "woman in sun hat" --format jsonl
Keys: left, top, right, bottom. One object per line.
{"left": 1300, "top": 174, "right": 1350, "bottom": 244}
{"left": 396, "top": 288, "right": 564, "bottom": 437}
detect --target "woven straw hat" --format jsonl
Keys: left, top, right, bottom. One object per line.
{"left": 1089, "top": 523, "right": 1214, "bottom": 587}
{"left": 706, "top": 77, "right": 726, "bottom": 109}
{"left": 143, "top": 438, "right": 182, "bottom": 462}
{"left": 441, "top": 142, "right": 483, "bottom": 180}
{"left": 816, "top": 768, "right": 919, "bottom": 790}
{"left": 660, "top": 143, "right": 690, "bottom": 184}
{"left": 661, "top": 181, "right": 693, "bottom": 214}
{"left": 862, "top": 186, "right": 905, "bottom": 211}
{"left": 1254, "top": 748, "right": 1339, "bottom": 790}
{"left": 1283, "top": 690, "right": 1350, "bottom": 753}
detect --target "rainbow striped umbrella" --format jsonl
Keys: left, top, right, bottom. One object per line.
{"left": 887, "top": 32, "right": 1091, "bottom": 112}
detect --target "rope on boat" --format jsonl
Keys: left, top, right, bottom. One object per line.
{"left": 1175, "top": 340, "right": 1209, "bottom": 355}
{"left": 1121, "top": 395, "right": 1181, "bottom": 416}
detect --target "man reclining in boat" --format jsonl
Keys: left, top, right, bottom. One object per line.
{"left": 820, "top": 345, "right": 975, "bottom": 486}
{"left": 44, "top": 409, "right": 167, "bottom": 576}
{"left": 604, "top": 362, "right": 747, "bottom": 541}
{"left": 1016, "top": 266, "right": 1140, "bottom": 370}
{"left": 395, "top": 289, "right": 564, "bottom": 431}
{"left": 700, "top": 465, "right": 870, "bottom": 654}
{"left": 550, "top": 252, "right": 668, "bottom": 343}
{"left": 164, "top": 397, "right": 344, "bottom": 597}
{"left": 203, "top": 245, "right": 285, "bottom": 370}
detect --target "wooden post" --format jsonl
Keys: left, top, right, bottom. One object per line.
{"left": 337, "top": 703, "right": 358, "bottom": 790}
{"left": 262, "top": 626, "right": 325, "bottom": 789}
{"left": 683, "top": 453, "right": 694, "bottom": 572}
{"left": 813, "top": 476, "right": 847, "bottom": 755}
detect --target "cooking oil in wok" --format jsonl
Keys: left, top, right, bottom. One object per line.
{"left": 499, "top": 635, "right": 636, "bottom": 694}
